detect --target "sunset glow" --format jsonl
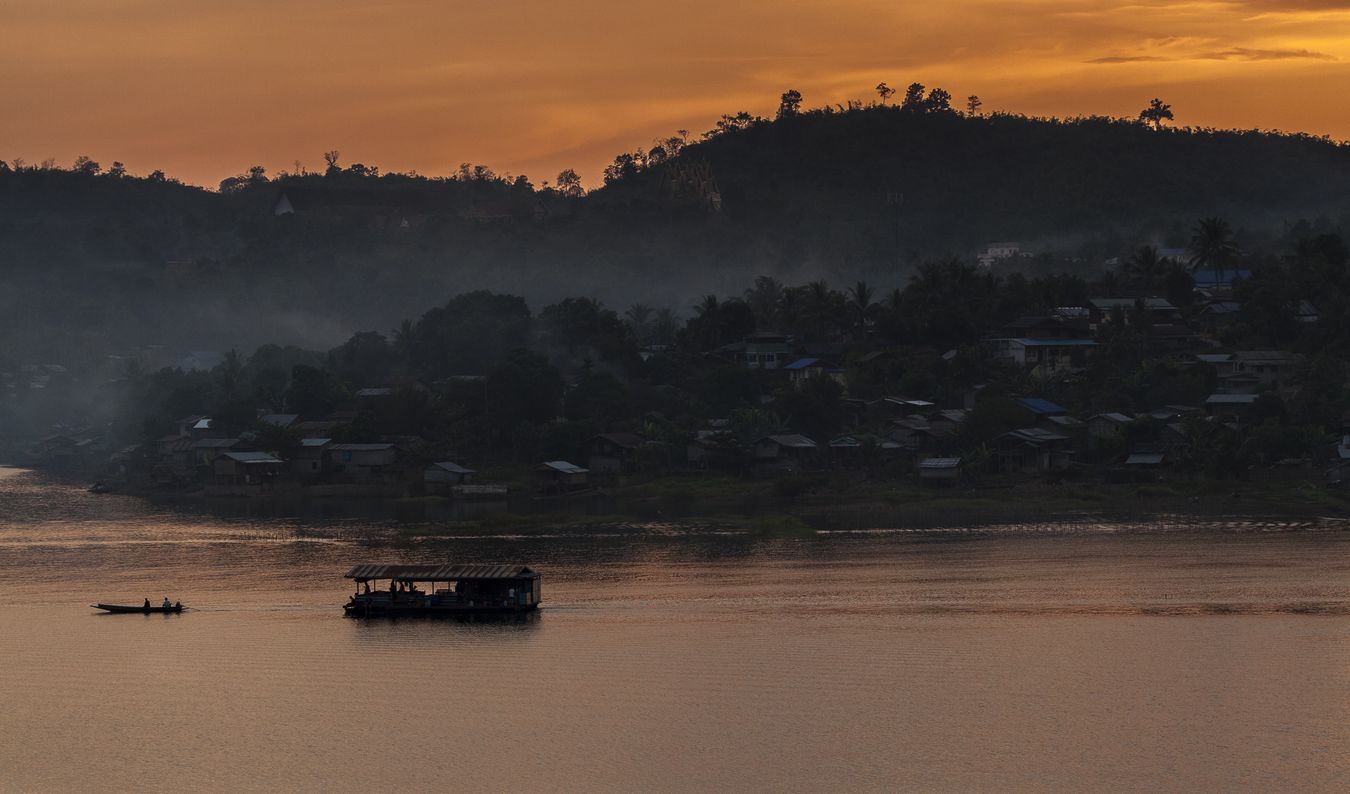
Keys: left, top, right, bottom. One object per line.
{"left": 5, "top": 0, "right": 1350, "bottom": 187}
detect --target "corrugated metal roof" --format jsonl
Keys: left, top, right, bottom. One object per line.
{"left": 1125, "top": 453, "right": 1166, "bottom": 465}
{"left": 429, "top": 461, "right": 475, "bottom": 474}
{"left": 919, "top": 457, "right": 962, "bottom": 468}
{"left": 761, "top": 434, "right": 817, "bottom": 448}
{"left": 329, "top": 443, "right": 396, "bottom": 451}
{"left": 223, "top": 451, "right": 282, "bottom": 463}
{"left": 539, "top": 460, "right": 587, "bottom": 474}
{"left": 1019, "top": 397, "right": 1066, "bottom": 415}
{"left": 344, "top": 564, "right": 536, "bottom": 581}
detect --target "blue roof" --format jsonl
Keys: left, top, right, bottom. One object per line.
{"left": 782, "top": 357, "right": 821, "bottom": 370}
{"left": 1014, "top": 338, "right": 1097, "bottom": 347}
{"left": 1019, "top": 397, "right": 1067, "bottom": 415}
{"left": 1193, "top": 270, "right": 1251, "bottom": 286}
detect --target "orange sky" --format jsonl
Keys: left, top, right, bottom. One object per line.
{"left": 4, "top": 0, "right": 1350, "bottom": 190}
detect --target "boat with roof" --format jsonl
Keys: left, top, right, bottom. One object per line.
{"left": 342, "top": 564, "right": 541, "bottom": 617}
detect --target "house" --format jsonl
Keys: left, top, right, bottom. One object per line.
{"left": 712, "top": 332, "right": 793, "bottom": 370}
{"left": 294, "top": 437, "right": 331, "bottom": 479}
{"left": 536, "top": 460, "right": 589, "bottom": 491}
{"left": 977, "top": 242, "right": 1022, "bottom": 269}
{"left": 1088, "top": 297, "right": 1180, "bottom": 329}
{"left": 1086, "top": 413, "right": 1135, "bottom": 445}
{"left": 1233, "top": 350, "right": 1299, "bottom": 392}
{"left": 259, "top": 414, "right": 299, "bottom": 429}
{"left": 830, "top": 434, "right": 905, "bottom": 464}
{"left": 327, "top": 443, "right": 400, "bottom": 481}
{"left": 190, "top": 437, "right": 239, "bottom": 466}
{"left": 1148, "top": 323, "right": 1199, "bottom": 351}
{"left": 782, "top": 358, "right": 847, "bottom": 390}
{"left": 994, "top": 428, "right": 1072, "bottom": 472}
{"left": 996, "top": 338, "right": 1097, "bottom": 376}
{"left": 918, "top": 457, "right": 962, "bottom": 482}
{"left": 424, "top": 462, "right": 476, "bottom": 494}
{"left": 753, "top": 435, "right": 819, "bottom": 467}
{"left": 999, "top": 315, "right": 1090, "bottom": 340}
{"left": 1194, "top": 353, "right": 1237, "bottom": 378}
{"left": 212, "top": 451, "right": 283, "bottom": 486}
{"left": 1204, "top": 393, "right": 1261, "bottom": 424}
{"left": 1019, "top": 397, "right": 1067, "bottom": 419}
{"left": 588, "top": 433, "right": 645, "bottom": 474}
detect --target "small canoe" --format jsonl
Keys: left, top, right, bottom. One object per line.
{"left": 92, "top": 603, "right": 184, "bottom": 613}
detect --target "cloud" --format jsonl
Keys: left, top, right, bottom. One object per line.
{"left": 1196, "top": 47, "right": 1335, "bottom": 60}
{"left": 1088, "top": 55, "right": 1170, "bottom": 63}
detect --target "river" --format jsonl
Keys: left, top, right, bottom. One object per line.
{"left": 2, "top": 465, "right": 1349, "bottom": 792}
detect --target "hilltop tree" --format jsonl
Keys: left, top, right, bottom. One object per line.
{"left": 925, "top": 88, "right": 953, "bottom": 112}
{"left": 876, "top": 82, "right": 896, "bottom": 104}
{"left": 71, "top": 155, "right": 100, "bottom": 175}
{"left": 323, "top": 150, "right": 341, "bottom": 174}
{"left": 901, "top": 83, "right": 927, "bottom": 111}
{"left": 1189, "top": 217, "right": 1239, "bottom": 282}
{"left": 1139, "top": 98, "right": 1174, "bottom": 130}
{"left": 777, "top": 89, "right": 803, "bottom": 119}
{"left": 847, "top": 280, "right": 876, "bottom": 339}
{"left": 555, "top": 168, "right": 585, "bottom": 197}
{"left": 966, "top": 95, "right": 983, "bottom": 116}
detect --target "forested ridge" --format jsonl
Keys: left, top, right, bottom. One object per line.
{"left": 5, "top": 99, "right": 1350, "bottom": 362}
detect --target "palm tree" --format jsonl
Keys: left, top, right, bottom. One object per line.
{"left": 847, "top": 280, "right": 876, "bottom": 339}
{"left": 1189, "top": 217, "right": 1238, "bottom": 283}
{"left": 625, "top": 303, "right": 653, "bottom": 345}
{"left": 804, "top": 280, "right": 836, "bottom": 340}
{"left": 1123, "top": 246, "right": 1170, "bottom": 293}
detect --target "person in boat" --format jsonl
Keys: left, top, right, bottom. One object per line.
{"left": 162, "top": 596, "right": 172, "bottom": 609}
{"left": 143, "top": 598, "right": 150, "bottom": 609}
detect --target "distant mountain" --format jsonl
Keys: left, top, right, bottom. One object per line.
{"left": 3, "top": 108, "right": 1350, "bottom": 360}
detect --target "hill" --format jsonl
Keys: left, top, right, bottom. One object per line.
{"left": 4, "top": 106, "right": 1350, "bottom": 360}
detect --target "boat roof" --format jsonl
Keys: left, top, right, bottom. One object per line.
{"left": 344, "top": 564, "right": 537, "bottom": 581}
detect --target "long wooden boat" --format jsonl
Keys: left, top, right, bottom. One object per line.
{"left": 343, "top": 564, "right": 540, "bottom": 617}
{"left": 92, "top": 603, "right": 183, "bottom": 613}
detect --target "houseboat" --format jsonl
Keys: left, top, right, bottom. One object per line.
{"left": 342, "top": 563, "right": 541, "bottom": 617}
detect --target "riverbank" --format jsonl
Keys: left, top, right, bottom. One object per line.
{"left": 398, "top": 473, "right": 1350, "bottom": 538}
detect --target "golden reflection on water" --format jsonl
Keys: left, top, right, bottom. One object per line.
{"left": 2, "top": 468, "right": 1350, "bottom": 792}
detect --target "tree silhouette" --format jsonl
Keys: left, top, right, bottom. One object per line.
{"left": 777, "top": 89, "right": 803, "bottom": 118}
{"left": 925, "top": 88, "right": 953, "bottom": 112}
{"left": 555, "top": 168, "right": 585, "bottom": 197}
{"left": 875, "top": 82, "right": 896, "bottom": 104}
{"left": 901, "top": 83, "right": 927, "bottom": 111}
{"left": 1189, "top": 217, "right": 1239, "bottom": 282}
{"left": 847, "top": 281, "right": 876, "bottom": 339}
{"left": 966, "top": 95, "right": 983, "bottom": 116}
{"left": 1139, "top": 98, "right": 1174, "bottom": 130}
{"left": 1123, "top": 245, "right": 1171, "bottom": 292}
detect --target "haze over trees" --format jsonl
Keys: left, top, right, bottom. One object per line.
{"left": 5, "top": 86, "right": 1350, "bottom": 365}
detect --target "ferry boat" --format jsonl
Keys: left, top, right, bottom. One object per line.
{"left": 343, "top": 564, "right": 541, "bottom": 617}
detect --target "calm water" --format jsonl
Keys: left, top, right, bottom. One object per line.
{"left": 3, "top": 466, "right": 1350, "bottom": 792}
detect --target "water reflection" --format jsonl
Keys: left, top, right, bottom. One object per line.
{"left": 3, "top": 467, "right": 1350, "bottom": 791}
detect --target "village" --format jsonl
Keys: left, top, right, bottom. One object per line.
{"left": 7, "top": 233, "right": 1350, "bottom": 512}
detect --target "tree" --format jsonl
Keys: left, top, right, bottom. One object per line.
{"left": 323, "top": 150, "right": 341, "bottom": 174}
{"left": 901, "top": 83, "right": 927, "bottom": 111}
{"left": 72, "top": 155, "right": 100, "bottom": 175}
{"left": 1123, "top": 246, "right": 1170, "bottom": 292}
{"left": 876, "top": 82, "right": 896, "bottom": 104}
{"left": 1139, "top": 98, "right": 1174, "bottom": 130}
{"left": 285, "top": 365, "right": 344, "bottom": 417}
{"left": 777, "top": 89, "right": 803, "bottom": 119}
{"left": 555, "top": 168, "right": 585, "bottom": 197}
{"left": 1189, "top": 217, "right": 1238, "bottom": 282}
{"left": 847, "top": 280, "right": 876, "bottom": 339}
{"left": 966, "top": 95, "right": 983, "bottom": 116}
{"left": 924, "top": 87, "right": 953, "bottom": 112}
{"left": 107, "top": 161, "right": 126, "bottom": 178}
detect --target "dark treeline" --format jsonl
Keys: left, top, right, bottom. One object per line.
{"left": 6, "top": 88, "right": 1350, "bottom": 368}
{"left": 68, "top": 211, "right": 1350, "bottom": 480}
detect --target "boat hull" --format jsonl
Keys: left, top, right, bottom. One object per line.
{"left": 343, "top": 601, "right": 537, "bottom": 618}
{"left": 93, "top": 604, "right": 183, "bottom": 613}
